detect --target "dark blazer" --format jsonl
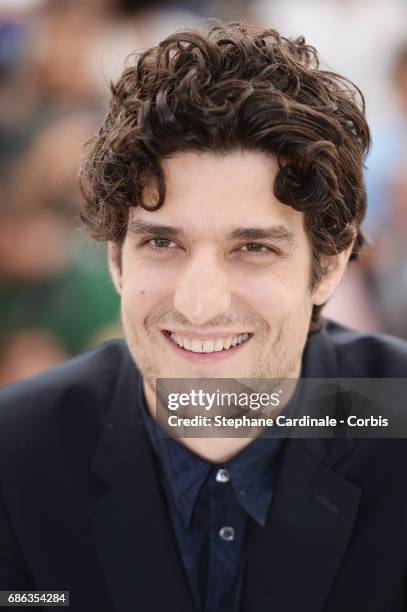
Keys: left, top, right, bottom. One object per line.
{"left": 1, "top": 319, "right": 407, "bottom": 612}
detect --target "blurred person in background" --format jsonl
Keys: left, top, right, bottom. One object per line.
{"left": 363, "top": 44, "right": 407, "bottom": 339}
{"left": 0, "top": 0, "right": 127, "bottom": 382}
{"left": 0, "top": 113, "right": 121, "bottom": 384}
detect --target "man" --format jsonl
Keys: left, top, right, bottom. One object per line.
{"left": 1, "top": 21, "right": 407, "bottom": 612}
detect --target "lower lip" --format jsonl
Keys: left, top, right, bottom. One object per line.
{"left": 162, "top": 331, "right": 252, "bottom": 362}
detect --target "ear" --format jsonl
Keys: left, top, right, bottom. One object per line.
{"left": 107, "top": 242, "right": 122, "bottom": 295}
{"left": 312, "top": 243, "right": 354, "bottom": 306}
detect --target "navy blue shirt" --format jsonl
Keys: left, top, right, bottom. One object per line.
{"left": 138, "top": 378, "right": 285, "bottom": 612}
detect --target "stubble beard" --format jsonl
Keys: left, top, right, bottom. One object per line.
{"left": 121, "top": 296, "right": 312, "bottom": 397}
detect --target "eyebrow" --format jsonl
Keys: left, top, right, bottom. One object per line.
{"left": 129, "top": 220, "right": 186, "bottom": 239}
{"left": 129, "top": 220, "right": 296, "bottom": 244}
{"left": 227, "top": 226, "right": 296, "bottom": 244}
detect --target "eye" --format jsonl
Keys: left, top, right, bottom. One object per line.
{"left": 145, "top": 238, "right": 177, "bottom": 249}
{"left": 239, "top": 243, "right": 278, "bottom": 255}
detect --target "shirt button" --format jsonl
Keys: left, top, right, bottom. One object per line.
{"left": 215, "top": 468, "right": 230, "bottom": 483}
{"left": 219, "top": 526, "right": 235, "bottom": 542}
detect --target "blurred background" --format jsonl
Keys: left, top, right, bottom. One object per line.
{"left": 0, "top": 0, "right": 406, "bottom": 385}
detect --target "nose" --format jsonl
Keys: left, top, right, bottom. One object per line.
{"left": 173, "top": 249, "right": 232, "bottom": 326}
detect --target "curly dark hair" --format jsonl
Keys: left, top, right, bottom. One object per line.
{"left": 80, "top": 21, "right": 370, "bottom": 330}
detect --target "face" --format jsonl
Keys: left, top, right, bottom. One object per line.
{"left": 109, "top": 151, "right": 347, "bottom": 398}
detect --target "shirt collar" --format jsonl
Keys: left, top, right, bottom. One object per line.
{"left": 225, "top": 435, "right": 284, "bottom": 526}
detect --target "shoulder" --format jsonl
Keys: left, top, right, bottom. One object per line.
{"left": 0, "top": 340, "right": 133, "bottom": 451}
{"left": 321, "top": 319, "right": 407, "bottom": 377}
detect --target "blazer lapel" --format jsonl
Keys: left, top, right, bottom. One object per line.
{"left": 87, "top": 349, "right": 197, "bottom": 612}
{"left": 241, "top": 436, "right": 361, "bottom": 612}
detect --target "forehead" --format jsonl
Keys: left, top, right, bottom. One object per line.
{"left": 129, "top": 150, "right": 305, "bottom": 237}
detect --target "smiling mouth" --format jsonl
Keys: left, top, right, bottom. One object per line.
{"left": 163, "top": 330, "right": 253, "bottom": 354}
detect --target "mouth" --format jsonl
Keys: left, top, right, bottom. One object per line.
{"left": 162, "top": 329, "right": 253, "bottom": 361}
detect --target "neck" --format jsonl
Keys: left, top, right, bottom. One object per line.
{"left": 143, "top": 364, "right": 301, "bottom": 463}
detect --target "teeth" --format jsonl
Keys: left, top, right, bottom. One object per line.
{"left": 223, "top": 336, "right": 232, "bottom": 350}
{"left": 169, "top": 332, "right": 250, "bottom": 353}
{"left": 191, "top": 339, "right": 204, "bottom": 353}
{"left": 214, "top": 338, "right": 224, "bottom": 352}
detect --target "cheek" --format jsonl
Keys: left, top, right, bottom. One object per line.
{"left": 123, "top": 252, "right": 179, "bottom": 293}
{"left": 234, "top": 262, "right": 310, "bottom": 318}
{"left": 121, "top": 264, "right": 173, "bottom": 323}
